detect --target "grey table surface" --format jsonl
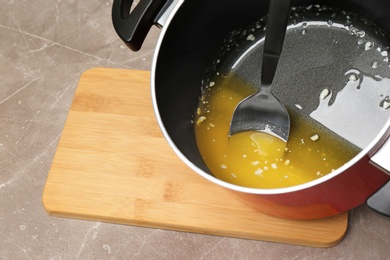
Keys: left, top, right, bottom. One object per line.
{"left": 1, "top": 0, "right": 390, "bottom": 259}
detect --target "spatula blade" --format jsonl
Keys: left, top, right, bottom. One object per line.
{"left": 229, "top": 92, "right": 290, "bottom": 141}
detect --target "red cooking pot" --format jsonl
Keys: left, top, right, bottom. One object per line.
{"left": 113, "top": 0, "right": 390, "bottom": 219}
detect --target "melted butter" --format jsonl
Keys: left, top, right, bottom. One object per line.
{"left": 250, "top": 132, "right": 286, "bottom": 159}
{"left": 194, "top": 74, "right": 360, "bottom": 189}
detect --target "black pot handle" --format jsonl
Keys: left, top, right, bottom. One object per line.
{"left": 367, "top": 180, "right": 390, "bottom": 217}
{"left": 112, "top": 0, "right": 167, "bottom": 51}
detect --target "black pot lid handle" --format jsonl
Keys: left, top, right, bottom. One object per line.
{"left": 367, "top": 180, "right": 390, "bottom": 217}
{"left": 112, "top": 0, "right": 169, "bottom": 51}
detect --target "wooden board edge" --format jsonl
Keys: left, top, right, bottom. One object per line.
{"left": 41, "top": 197, "right": 348, "bottom": 248}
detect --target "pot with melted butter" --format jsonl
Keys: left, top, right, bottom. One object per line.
{"left": 147, "top": 3, "right": 390, "bottom": 218}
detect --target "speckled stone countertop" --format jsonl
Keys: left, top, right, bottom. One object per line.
{"left": 1, "top": 0, "right": 389, "bottom": 259}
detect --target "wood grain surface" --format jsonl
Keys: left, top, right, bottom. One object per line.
{"left": 42, "top": 68, "right": 348, "bottom": 247}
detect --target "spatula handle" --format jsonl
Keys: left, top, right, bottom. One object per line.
{"left": 261, "top": 0, "right": 291, "bottom": 86}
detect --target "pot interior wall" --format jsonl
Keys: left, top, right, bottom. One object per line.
{"left": 154, "top": 0, "right": 390, "bottom": 175}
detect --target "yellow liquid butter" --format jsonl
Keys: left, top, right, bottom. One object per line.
{"left": 194, "top": 74, "right": 360, "bottom": 189}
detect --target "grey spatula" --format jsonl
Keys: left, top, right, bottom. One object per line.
{"left": 229, "top": 0, "right": 291, "bottom": 141}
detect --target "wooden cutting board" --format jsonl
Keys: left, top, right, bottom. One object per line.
{"left": 42, "top": 68, "right": 348, "bottom": 247}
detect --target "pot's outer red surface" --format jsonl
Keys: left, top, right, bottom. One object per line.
{"left": 235, "top": 155, "right": 390, "bottom": 219}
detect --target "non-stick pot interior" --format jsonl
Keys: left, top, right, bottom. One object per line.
{"left": 154, "top": 0, "right": 390, "bottom": 175}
